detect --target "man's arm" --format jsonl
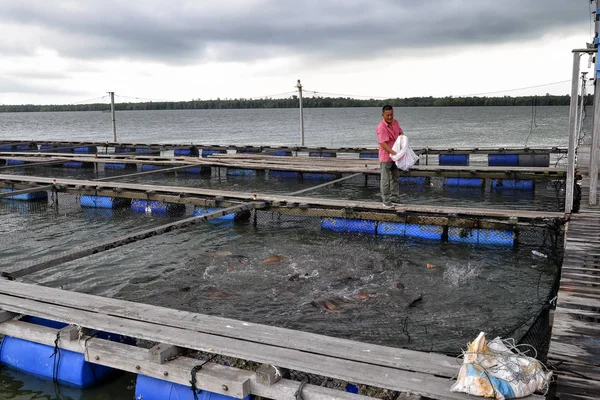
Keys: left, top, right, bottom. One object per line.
{"left": 379, "top": 141, "right": 397, "bottom": 156}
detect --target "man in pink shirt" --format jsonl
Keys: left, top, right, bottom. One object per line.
{"left": 376, "top": 105, "right": 403, "bottom": 206}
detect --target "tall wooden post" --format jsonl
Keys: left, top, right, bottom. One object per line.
{"left": 590, "top": 1, "right": 600, "bottom": 205}
{"left": 109, "top": 91, "right": 117, "bottom": 142}
{"left": 296, "top": 80, "right": 305, "bottom": 147}
{"left": 565, "top": 52, "right": 581, "bottom": 213}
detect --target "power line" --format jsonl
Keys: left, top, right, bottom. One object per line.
{"left": 116, "top": 94, "right": 177, "bottom": 103}
{"left": 456, "top": 80, "right": 571, "bottom": 97}
{"left": 246, "top": 91, "right": 297, "bottom": 99}
{"left": 304, "top": 89, "right": 389, "bottom": 99}
{"left": 71, "top": 95, "right": 109, "bottom": 104}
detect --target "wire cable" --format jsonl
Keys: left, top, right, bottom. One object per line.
{"left": 457, "top": 80, "right": 571, "bottom": 97}
{"left": 70, "top": 95, "right": 109, "bottom": 105}
{"left": 303, "top": 89, "right": 389, "bottom": 99}
{"left": 246, "top": 91, "right": 297, "bottom": 99}
{"left": 115, "top": 94, "right": 176, "bottom": 103}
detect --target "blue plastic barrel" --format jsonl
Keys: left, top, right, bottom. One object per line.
{"left": 201, "top": 149, "right": 226, "bottom": 158}
{"left": 39, "top": 145, "right": 56, "bottom": 152}
{"left": 377, "top": 222, "right": 406, "bottom": 236}
{"left": 74, "top": 146, "right": 98, "bottom": 154}
{"left": 346, "top": 219, "right": 376, "bottom": 234}
{"left": 140, "top": 164, "right": 164, "bottom": 172}
{"left": 308, "top": 152, "right": 336, "bottom": 157}
{"left": 269, "top": 170, "right": 300, "bottom": 179}
{"left": 80, "top": 195, "right": 130, "bottom": 209}
{"left": 0, "top": 316, "right": 123, "bottom": 388}
{"left": 0, "top": 144, "right": 15, "bottom": 151}
{"left": 359, "top": 153, "right": 378, "bottom": 159}
{"left": 181, "top": 166, "right": 211, "bottom": 175}
{"left": 114, "top": 147, "right": 131, "bottom": 153}
{"left": 15, "top": 143, "right": 37, "bottom": 151}
{"left": 518, "top": 153, "right": 550, "bottom": 167}
{"left": 174, "top": 147, "right": 199, "bottom": 157}
{"left": 135, "top": 147, "right": 153, "bottom": 153}
{"left": 488, "top": 154, "right": 518, "bottom": 166}
{"left": 303, "top": 173, "right": 339, "bottom": 180}
{"left": 398, "top": 177, "right": 429, "bottom": 185}
{"left": 405, "top": 224, "right": 443, "bottom": 240}
{"left": 448, "top": 228, "right": 514, "bottom": 246}
{"left": 266, "top": 151, "right": 292, "bottom": 156}
{"left": 193, "top": 207, "right": 235, "bottom": 220}
{"left": 105, "top": 163, "right": 136, "bottom": 170}
{"left": 131, "top": 199, "right": 186, "bottom": 215}
{"left": 321, "top": 218, "right": 376, "bottom": 234}
{"left": 135, "top": 374, "right": 251, "bottom": 400}
{"left": 0, "top": 188, "right": 48, "bottom": 201}
{"left": 63, "top": 162, "right": 94, "bottom": 169}
{"left": 321, "top": 217, "right": 346, "bottom": 231}
{"left": 439, "top": 154, "right": 469, "bottom": 166}
{"left": 443, "top": 178, "right": 484, "bottom": 188}
{"left": 7, "top": 160, "right": 25, "bottom": 165}
{"left": 491, "top": 179, "right": 534, "bottom": 190}
{"left": 226, "top": 168, "right": 256, "bottom": 176}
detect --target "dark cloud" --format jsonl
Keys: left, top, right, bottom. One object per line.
{"left": 0, "top": 0, "right": 589, "bottom": 63}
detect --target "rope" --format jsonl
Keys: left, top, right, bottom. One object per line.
{"left": 189, "top": 354, "right": 218, "bottom": 399}
{"left": 295, "top": 380, "right": 308, "bottom": 400}
{"left": 50, "top": 331, "right": 65, "bottom": 398}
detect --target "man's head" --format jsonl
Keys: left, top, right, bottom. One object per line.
{"left": 382, "top": 105, "right": 394, "bottom": 124}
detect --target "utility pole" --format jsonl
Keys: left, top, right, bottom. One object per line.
{"left": 565, "top": 52, "right": 581, "bottom": 213}
{"left": 590, "top": 1, "right": 600, "bottom": 205}
{"left": 296, "top": 80, "right": 304, "bottom": 146}
{"left": 109, "top": 91, "right": 117, "bottom": 142}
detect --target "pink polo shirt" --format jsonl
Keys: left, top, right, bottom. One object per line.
{"left": 376, "top": 119, "right": 403, "bottom": 162}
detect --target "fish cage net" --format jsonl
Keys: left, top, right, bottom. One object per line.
{"left": 0, "top": 190, "right": 564, "bottom": 360}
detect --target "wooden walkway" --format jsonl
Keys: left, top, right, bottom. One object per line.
{"left": 0, "top": 173, "right": 565, "bottom": 223}
{"left": 547, "top": 146, "right": 600, "bottom": 399}
{"left": 0, "top": 279, "right": 534, "bottom": 400}
{"left": 0, "top": 151, "right": 568, "bottom": 180}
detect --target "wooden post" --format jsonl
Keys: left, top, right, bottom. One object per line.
{"left": 591, "top": 80, "right": 600, "bottom": 206}
{"left": 109, "top": 91, "right": 117, "bottom": 143}
{"left": 591, "top": 1, "right": 600, "bottom": 205}
{"left": 565, "top": 52, "right": 581, "bottom": 213}
{"left": 296, "top": 80, "right": 305, "bottom": 147}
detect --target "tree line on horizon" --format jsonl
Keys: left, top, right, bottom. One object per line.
{"left": 0, "top": 94, "right": 591, "bottom": 112}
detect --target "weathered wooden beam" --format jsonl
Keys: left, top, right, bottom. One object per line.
{"left": 149, "top": 343, "right": 186, "bottom": 364}
{"left": 0, "top": 184, "right": 53, "bottom": 199}
{"left": 9, "top": 202, "right": 262, "bottom": 278}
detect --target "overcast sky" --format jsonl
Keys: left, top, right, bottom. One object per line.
{"left": 0, "top": 0, "right": 594, "bottom": 105}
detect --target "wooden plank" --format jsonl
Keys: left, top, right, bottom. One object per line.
{"left": 0, "top": 173, "right": 565, "bottom": 220}
{"left": 0, "top": 184, "right": 53, "bottom": 198}
{"left": 9, "top": 202, "right": 261, "bottom": 278}
{"left": 547, "top": 341, "right": 599, "bottom": 365}
{"left": 557, "top": 291, "right": 600, "bottom": 309}
{"left": 0, "top": 320, "right": 374, "bottom": 400}
{"left": 0, "top": 293, "right": 471, "bottom": 400}
{"left": 0, "top": 280, "right": 459, "bottom": 378}
{"left": 554, "top": 374, "right": 600, "bottom": 399}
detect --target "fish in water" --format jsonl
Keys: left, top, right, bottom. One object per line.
{"left": 408, "top": 294, "right": 423, "bottom": 308}
{"left": 311, "top": 297, "right": 346, "bottom": 312}
{"left": 179, "top": 286, "right": 191, "bottom": 293}
{"left": 206, "top": 289, "right": 232, "bottom": 298}
{"left": 390, "top": 281, "right": 405, "bottom": 290}
{"left": 426, "top": 263, "right": 437, "bottom": 269}
{"left": 261, "top": 255, "right": 285, "bottom": 264}
{"left": 354, "top": 291, "right": 373, "bottom": 300}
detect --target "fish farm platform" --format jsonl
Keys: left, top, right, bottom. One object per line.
{"left": 0, "top": 141, "right": 591, "bottom": 399}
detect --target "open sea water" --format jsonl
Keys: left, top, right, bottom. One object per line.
{"left": 0, "top": 106, "right": 572, "bottom": 399}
